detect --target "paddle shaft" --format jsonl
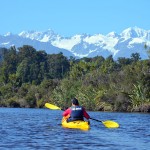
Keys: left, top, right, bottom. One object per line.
{"left": 90, "top": 117, "right": 102, "bottom": 122}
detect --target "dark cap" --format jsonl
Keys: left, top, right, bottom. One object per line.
{"left": 71, "top": 98, "right": 79, "bottom": 105}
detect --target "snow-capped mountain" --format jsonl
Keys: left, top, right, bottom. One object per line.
{"left": 0, "top": 27, "right": 150, "bottom": 59}
{"left": 0, "top": 30, "right": 74, "bottom": 57}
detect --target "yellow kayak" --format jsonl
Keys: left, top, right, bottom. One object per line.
{"left": 61, "top": 117, "right": 90, "bottom": 130}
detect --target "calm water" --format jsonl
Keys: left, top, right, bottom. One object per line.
{"left": 0, "top": 108, "right": 150, "bottom": 150}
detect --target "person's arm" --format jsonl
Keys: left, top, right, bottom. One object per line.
{"left": 83, "top": 108, "right": 90, "bottom": 119}
{"left": 62, "top": 108, "right": 71, "bottom": 117}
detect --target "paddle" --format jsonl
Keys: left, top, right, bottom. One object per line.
{"left": 45, "top": 103, "right": 119, "bottom": 128}
{"left": 45, "top": 103, "right": 62, "bottom": 110}
{"left": 89, "top": 117, "right": 119, "bottom": 128}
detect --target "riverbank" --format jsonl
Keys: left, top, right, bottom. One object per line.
{"left": 0, "top": 101, "right": 150, "bottom": 113}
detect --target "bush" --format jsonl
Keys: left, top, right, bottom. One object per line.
{"left": 7, "top": 97, "right": 20, "bottom": 107}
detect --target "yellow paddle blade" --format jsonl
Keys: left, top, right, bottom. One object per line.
{"left": 45, "top": 103, "right": 61, "bottom": 110}
{"left": 102, "top": 120, "right": 119, "bottom": 128}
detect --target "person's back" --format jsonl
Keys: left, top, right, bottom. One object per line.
{"left": 69, "top": 105, "right": 84, "bottom": 121}
{"left": 62, "top": 98, "right": 90, "bottom": 122}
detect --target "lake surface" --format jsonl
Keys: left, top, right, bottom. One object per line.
{"left": 0, "top": 108, "right": 150, "bottom": 150}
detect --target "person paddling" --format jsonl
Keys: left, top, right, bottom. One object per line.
{"left": 62, "top": 98, "right": 90, "bottom": 122}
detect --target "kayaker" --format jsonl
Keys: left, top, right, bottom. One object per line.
{"left": 62, "top": 98, "right": 90, "bottom": 122}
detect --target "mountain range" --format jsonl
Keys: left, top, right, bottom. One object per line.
{"left": 0, "top": 27, "right": 150, "bottom": 59}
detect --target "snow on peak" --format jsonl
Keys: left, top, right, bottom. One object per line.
{"left": 84, "top": 34, "right": 105, "bottom": 44}
{"left": 19, "top": 31, "right": 42, "bottom": 40}
{"left": 106, "top": 32, "right": 119, "bottom": 38}
{"left": 83, "top": 34, "right": 118, "bottom": 53}
{"left": 51, "top": 34, "right": 82, "bottom": 50}
{"left": 4, "top": 32, "right": 12, "bottom": 36}
{"left": 1, "top": 42, "right": 10, "bottom": 45}
{"left": 120, "top": 27, "right": 147, "bottom": 39}
{"left": 19, "top": 29, "right": 58, "bottom": 42}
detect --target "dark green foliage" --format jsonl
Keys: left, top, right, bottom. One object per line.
{"left": 131, "top": 52, "right": 141, "bottom": 62}
{"left": 117, "top": 57, "right": 132, "bottom": 68}
{"left": 0, "top": 47, "right": 8, "bottom": 62}
{"left": 0, "top": 45, "right": 149, "bottom": 112}
{"left": 47, "top": 52, "right": 70, "bottom": 79}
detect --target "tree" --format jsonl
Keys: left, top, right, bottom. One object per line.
{"left": 0, "top": 46, "right": 18, "bottom": 84}
{"left": 47, "top": 53, "right": 70, "bottom": 79}
{"left": 18, "top": 45, "right": 36, "bottom": 62}
{"left": 17, "top": 46, "right": 49, "bottom": 84}
{"left": 100, "top": 55, "right": 116, "bottom": 73}
{"left": 144, "top": 43, "right": 150, "bottom": 59}
{"left": 131, "top": 53, "right": 141, "bottom": 62}
{"left": 3, "top": 46, "right": 18, "bottom": 74}
{"left": 117, "top": 57, "right": 132, "bottom": 67}
{"left": 16, "top": 58, "right": 30, "bottom": 84}
{"left": 0, "top": 47, "right": 8, "bottom": 62}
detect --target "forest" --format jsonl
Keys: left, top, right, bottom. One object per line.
{"left": 0, "top": 45, "right": 150, "bottom": 112}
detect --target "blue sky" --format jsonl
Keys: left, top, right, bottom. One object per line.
{"left": 0, "top": 0, "right": 150, "bottom": 36}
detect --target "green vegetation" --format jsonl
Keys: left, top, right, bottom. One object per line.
{"left": 0, "top": 45, "right": 150, "bottom": 112}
